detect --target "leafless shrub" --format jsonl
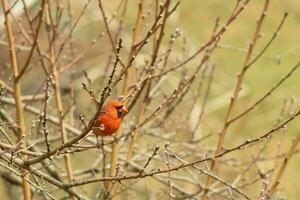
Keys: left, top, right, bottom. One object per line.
{"left": 0, "top": 0, "right": 299, "bottom": 199}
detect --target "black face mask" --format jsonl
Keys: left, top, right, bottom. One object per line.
{"left": 116, "top": 106, "right": 125, "bottom": 118}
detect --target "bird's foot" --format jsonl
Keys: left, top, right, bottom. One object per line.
{"left": 96, "top": 135, "right": 101, "bottom": 148}
{"left": 112, "top": 135, "right": 119, "bottom": 144}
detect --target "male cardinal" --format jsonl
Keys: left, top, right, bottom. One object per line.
{"left": 92, "top": 100, "right": 128, "bottom": 136}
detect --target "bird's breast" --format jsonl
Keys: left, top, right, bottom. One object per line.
{"left": 95, "top": 116, "right": 121, "bottom": 136}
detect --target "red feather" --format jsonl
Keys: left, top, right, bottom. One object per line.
{"left": 92, "top": 101, "right": 128, "bottom": 136}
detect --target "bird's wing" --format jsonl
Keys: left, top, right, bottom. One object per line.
{"left": 93, "top": 111, "right": 106, "bottom": 127}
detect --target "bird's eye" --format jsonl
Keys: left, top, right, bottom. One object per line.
{"left": 116, "top": 105, "right": 124, "bottom": 118}
{"left": 116, "top": 105, "right": 123, "bottom": 109}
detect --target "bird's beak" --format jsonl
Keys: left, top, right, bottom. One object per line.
{"left": 121, "top": 106, "right": 128, "bottom": 113}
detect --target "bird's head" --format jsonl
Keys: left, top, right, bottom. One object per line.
{"left": 106, "top": 101, "right": 128, "bottom": 118}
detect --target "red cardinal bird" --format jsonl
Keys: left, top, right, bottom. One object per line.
{"left": 92, "top": 100, "right": 128, "bottom": 136}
